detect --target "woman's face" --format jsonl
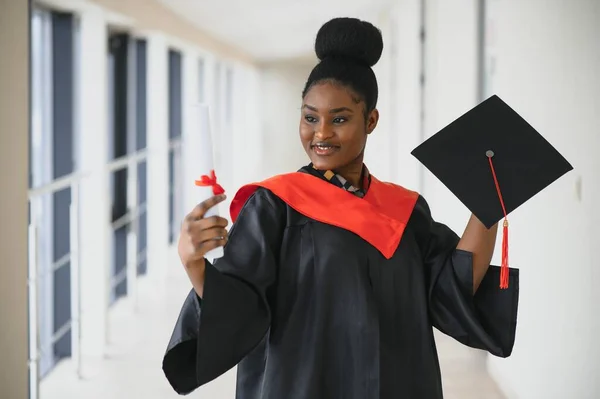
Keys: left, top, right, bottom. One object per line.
{"left": 300, "top": 82, "right": 379, "bottom": 171}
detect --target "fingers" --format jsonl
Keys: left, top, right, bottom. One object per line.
{"left": 195, "top": 215, "right": 229, "bottom": 229}
{"left": 180, "top": 196, "right": 229, "bottom": 263}
{"left": 188, "top": 194, "right": 227, "bottom": 220}
{"left": 191, "top": 226, "right": 228, "bottom": 246}
{"left": 184, "top": 236, "right": 228, "bottom": 265}
{"left": 199, "top": 237, "right": 228, "bottom": 253}
{"left": 183, "top": 215, "right": 228, "bottom": 235}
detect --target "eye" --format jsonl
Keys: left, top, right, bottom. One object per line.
{"left": 332, "top": 116, "right": 348, "bottom": 124}
{"left": 304, "top": 115, "right": 317, "bottom": 123}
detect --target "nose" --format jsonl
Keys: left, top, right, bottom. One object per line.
{"left": 314, "top": 122, "right": 334, "bottom": 140}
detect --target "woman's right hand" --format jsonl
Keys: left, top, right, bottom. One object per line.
{"left": 178, "top": 194, "right": 229, "bottom": 297}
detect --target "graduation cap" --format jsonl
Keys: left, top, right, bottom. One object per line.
{"left": 411, "top": 94, "right": 573, "bottom": 289}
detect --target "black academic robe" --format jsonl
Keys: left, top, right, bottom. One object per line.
{"left": 162, "top": 167, "right": 519, "bottom": 399}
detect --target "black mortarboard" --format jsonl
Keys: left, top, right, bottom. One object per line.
{"left": 411, "top": 94, "right": 573, "bottom": 288}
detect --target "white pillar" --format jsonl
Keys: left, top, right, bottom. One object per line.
{"left": 77, "top": 4, "right": 110, "bottom": 362}
{"left": 0, "top": 1, "right": 29, "bottom": 397}
{"left": 391, "top": 0, "right": 423, "bottom": 191}
{"left": 231, "top": 64, "right": 252, "bottom": 189}
{"left": 239, "top": 65, "right": 265, "bottom": 184}
{"left": 182, "top": 46, "right": 200, "bottom": 213}
{"left": 367, "top": 11, "right": 393, "bottom": 182}
{"left": 146, "top": 32, "right": 170, "bottom": 280}
{"left": 202, "top": 53, "right": 219, "bottom": 158}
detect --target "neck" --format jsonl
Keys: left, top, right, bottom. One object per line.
{"left": 334, "top": 157, "right": 364, "bottom": 188}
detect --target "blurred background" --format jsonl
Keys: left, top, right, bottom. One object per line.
{"left": 1, "top": 0, "right": 599, "bottom": 398}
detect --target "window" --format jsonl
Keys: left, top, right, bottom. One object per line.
{"left": 29, "top": 6, "right": 76, "bottom": 377}
{"left": 107, "top": 31, "right": 149, "bottom": 299}
{"left": 168, "top": 49, "right": 183, "bottom": 244}
{"left": 136, "top": 39, "right": 148, "bottom": 275}
{"left": 108, "top": 31, "right": 131, "bottom": 302}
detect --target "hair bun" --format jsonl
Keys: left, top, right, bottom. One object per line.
{"left": 314, "top": 17, "right": 383, "bottom": 67}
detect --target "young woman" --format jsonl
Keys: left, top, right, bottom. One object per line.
{"left": 163, "top": 17, "right": 518, "bottom": 399}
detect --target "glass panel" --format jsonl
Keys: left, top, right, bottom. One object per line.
{"left": 136, "top": 39, "right": 147, "bottom": 151}
{"left": 168, "top": 149, "right": 175, "bottom": 244}
{"left": 108, "top": 33, "right": 130, "bottom": 303}
{"left": 168, "top": 49, "right": 182, "bottom": 139}
{"left": 168, "top": 50, "right": 183, "bottom": 245}
{"left": 135, "top": 40, "right": 148, "bottom": 275}
{"left": 137, "top": 160, "right": 147, "bottom": 275}
{"left": 51, "top": 11, "right": 75, "bottom": 365}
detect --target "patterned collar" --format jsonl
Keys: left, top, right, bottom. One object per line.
{"left": 308, "top": 163, "right": 371, "bottom": 198}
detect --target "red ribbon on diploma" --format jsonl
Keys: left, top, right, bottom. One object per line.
{"left": 195, "top": 170, "right": 225, "bottom": 196}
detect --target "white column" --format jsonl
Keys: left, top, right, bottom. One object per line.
{"left": 391, "top": 0, "right": 423, "bottom": 191}
{"left": 182, "top": 46, "right": 200, "bottom": 213}
{"left": 77, "top": 4, "right": 110, "bottom": 362}
{"left": 239, "top": 65, "right": 265, "bottom": 184}
{"left": 231, "top": 64, "right": 251, "bottom": 189}
{"left": 146, "top": 32, "right": 170, "bottom": 280}
{"left": 0, "top": 1, "right": 29, "bottom": 397}
{"left": 229, "top": 63, "right": 266, "bottom": 189}
{"left": 202, "top": 53, "right": 219, "bottom": 160}
{"left": 367, "top": 11, "right": 393, "bottom": 182}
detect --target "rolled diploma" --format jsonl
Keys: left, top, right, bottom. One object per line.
{"left": 192, "top": 103, "right": 224, "bottom": 261}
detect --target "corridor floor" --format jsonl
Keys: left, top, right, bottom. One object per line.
{"left": 41, "top": 248, "right": 507, "bottom": 399}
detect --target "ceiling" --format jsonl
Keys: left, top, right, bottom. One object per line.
{"left": 156, "top": 0, "right": 393, "bottom": 62}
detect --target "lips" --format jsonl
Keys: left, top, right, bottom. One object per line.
{"left": 311, "top": 142, "right": 340, "bottom": 156}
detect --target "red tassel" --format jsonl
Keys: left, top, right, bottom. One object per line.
{"left": 500, "top": 219, "right": 509, "bottom": 289}
{"left": 195, "top": 169, "right": 225, "bottom": 196}
{"left": 488, "top": 153, "right": 510, "bottom": 289}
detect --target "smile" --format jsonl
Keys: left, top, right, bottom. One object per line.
{"left": 311, "top": 143, "right": 340, "bottom": 156}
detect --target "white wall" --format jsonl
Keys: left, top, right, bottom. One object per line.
{"left": 422, "top": 0, "right": 479, "bottom": 229}
{"left": 231, "top": 63, "right": 264, "bottom": 188}
{"left": 389, "top": 0, "right": 424, "bottom": 192}
{"left": 425, "top": 0, "right": 600, "bottom": 397}
{"left": 367, "top": 11, "right": 395, "bottom": 183}
{"left": 482, "top": 1, "right": 600, "bottom": 397}
{"left": 256, "top": 61, "right": 314, "bottom": 177}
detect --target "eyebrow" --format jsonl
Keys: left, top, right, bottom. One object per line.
{"left": 303, "top": 104, "right": 354, "bottom": 114}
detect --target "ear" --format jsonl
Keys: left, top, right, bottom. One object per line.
{"left": 366, "top": 109, "right": 379, "bottom": 134}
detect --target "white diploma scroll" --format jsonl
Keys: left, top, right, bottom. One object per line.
{"left": 191, "top": 103, "right": 224, "bottom": 261}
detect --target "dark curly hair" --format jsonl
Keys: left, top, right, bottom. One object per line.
{"left": 302, "top": 17, "right": 384, "bottom": 115}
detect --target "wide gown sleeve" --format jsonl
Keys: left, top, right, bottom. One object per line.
{"left": 162, "top": 189, "right": 285, "bottom": 395}
{"left": 412, "top": 195, "right": 519, "bottom": 358}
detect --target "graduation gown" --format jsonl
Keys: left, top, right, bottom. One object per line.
{"left": 162, "top": 166, "right": 519, "bottom": 399}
